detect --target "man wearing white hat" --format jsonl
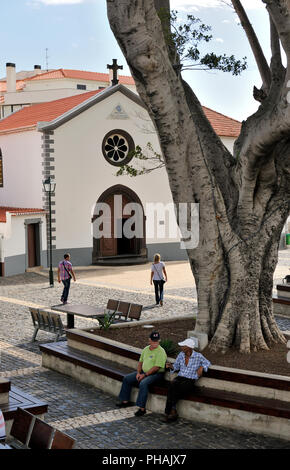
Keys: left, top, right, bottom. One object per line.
{"left": 163, "top": 338, "right": 211, "bottom": 422}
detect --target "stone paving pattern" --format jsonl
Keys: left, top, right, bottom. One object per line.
{"left": 0, "top": 254, "right": 290, "bottom": 449}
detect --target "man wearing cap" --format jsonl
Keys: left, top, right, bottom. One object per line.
{"left": 163, "top": 338, "right": 211, "bottom": 422}
{"left": 116, "top": 331, "right": 167, "bottom": 417}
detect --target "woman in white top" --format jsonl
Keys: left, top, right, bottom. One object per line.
{"left": 150, "top": 253, "right": 168, "bottom": 306}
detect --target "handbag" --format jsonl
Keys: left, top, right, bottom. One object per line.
{"left": 283, "top": 275, "right": 290, "bottom": 284}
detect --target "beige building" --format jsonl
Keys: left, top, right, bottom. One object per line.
{"left": 0, "top": 62, "right": 136, "bottom": 119}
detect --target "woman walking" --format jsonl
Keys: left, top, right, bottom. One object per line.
{"left": 150, "top": 253, "right": 167, "bottom": 306}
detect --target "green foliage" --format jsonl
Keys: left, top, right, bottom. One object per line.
{"left": 97, "top": 312, "right": 115, "bottom": 331}
{"left": 159, "top": 9, "right": 247, "bottom": 76}
{"left": 160, "top": 338, "right": 179, "bottom": 357}
{"left": 116, "top": 143, "right": 164, "bottom": 177}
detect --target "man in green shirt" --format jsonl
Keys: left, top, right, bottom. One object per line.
{"left": 116, "top": 331, "right": 167, "bottom": 416}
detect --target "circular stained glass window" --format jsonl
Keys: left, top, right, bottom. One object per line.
{"left": 102, "top": 130, "right": 135, "bottom": 166}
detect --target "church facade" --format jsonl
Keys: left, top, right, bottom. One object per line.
{"left": 0, "top": 83, "right": 241, "bottom": 276}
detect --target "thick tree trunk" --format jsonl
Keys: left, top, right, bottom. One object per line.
{"left": 194, "top": 230, "right": 286, "bottom": 353}
{"left": 106, "top": 0, "right": 290, "bottom": 353}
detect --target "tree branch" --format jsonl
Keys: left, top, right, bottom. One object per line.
{"left": 231, "top": 0, "right": 271, "bottom": 92}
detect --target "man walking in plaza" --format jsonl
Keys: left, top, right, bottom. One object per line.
{"left": 116, "top": 331, "right": 167, "bottom": 417}
{"left": 57, "top": 253, "right": 76, "bottom": 304}
{"left": 163, "top": 338, "right": 211, "bottom": 423}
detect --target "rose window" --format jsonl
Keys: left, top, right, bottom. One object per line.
{"left": 102, "top": 130, "right": 134, "bottom": 166}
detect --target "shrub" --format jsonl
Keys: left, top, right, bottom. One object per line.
{"left": 160, "top": 338, "right": 178, "bottom": 357}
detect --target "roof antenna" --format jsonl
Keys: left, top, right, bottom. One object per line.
{"left": 45, "top": 48, "right": 49, "bottom": 71}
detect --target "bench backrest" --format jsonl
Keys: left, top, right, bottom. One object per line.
{"left": 48, "top": 312, "right": 64, "bottom": 333}
{"left": 51, "top": 429, "right": 75, "bottom": 449}
{"left": 28, "top": 417, "right": 54, "bottom": 449}
{"left": 30, "top": 308, "right": 39, "bottom": 326}
{"left": 117, "top": 301, "right": 130, "bottom": 319}
{"left": 10, "top": 407, "right": 36, "bottom": 446}
{"left": 38, "top": 310, "right": 51, "bottom": 329}
{"left": 128, "top": 303, "right": 142, "bottom": 321}
{"left": 106, "top": 299, "right": 120, "bottom": 312}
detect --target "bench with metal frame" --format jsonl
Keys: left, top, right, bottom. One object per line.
{"left": 30, "top": 308, "right": 66, "bottom": 342}
{"left": 97, "top": 299, "right": 142, "bottom": 325}
{"left": 9, "top": 407, "right": 75, "bottom": 449}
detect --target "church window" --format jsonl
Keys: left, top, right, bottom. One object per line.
{"left": 77, "top": 84, "right": 87, "bottom": 90}
{"left": 102, "top": 130, "right": 135, "bottom": 166}
{"left": 0, "top": 149, "right": 3, "bottom": 187}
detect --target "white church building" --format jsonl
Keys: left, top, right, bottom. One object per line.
{"left": 0, "top": 75, "right": 242, "bottom": 277}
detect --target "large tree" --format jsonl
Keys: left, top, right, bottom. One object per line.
{"left": 106, "top": 0, "right": 290, "bottom": 353}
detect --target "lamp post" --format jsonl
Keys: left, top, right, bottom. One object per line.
{"left": 43, "top": 177, "right": 56, "bottom": 287}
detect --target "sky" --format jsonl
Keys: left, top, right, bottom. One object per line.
{"left": 0, "top": 0, "right": 271, "bottom": 121}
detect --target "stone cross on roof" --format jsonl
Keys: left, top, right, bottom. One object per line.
{"left": 107, "top": 59, "right": 123, "bottom": 86}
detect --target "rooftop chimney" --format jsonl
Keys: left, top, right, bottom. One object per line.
{"left": 6, "top": 63, "right": 16, "bottom": 93}
{"left": 34, "top": 65, "right": 42, "bottom": 75}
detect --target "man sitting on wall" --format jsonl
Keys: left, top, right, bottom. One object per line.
{"left": 116, "top": 331, "right": 167, "bottom": 417}
{"left": 163, "top": 338, "right": 211, "bottom": 422}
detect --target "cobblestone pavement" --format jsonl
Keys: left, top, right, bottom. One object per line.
{"left": 0, "top": 256, "right": 290, "bottom": 450}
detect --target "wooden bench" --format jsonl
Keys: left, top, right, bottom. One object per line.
{"left": 30, "top": 307, "right": 66, "bottom": 342}
{"left": 40, "top": 341, "right": 290, "bottom": 423}
{"left": 102, "top": 299, "right": 143, "bottom": 324}
{"left": 272, "top": 293, "right": 290, "bottom": 317}
{"left": 8, "top": 407, "right": 75, "bottom": 449}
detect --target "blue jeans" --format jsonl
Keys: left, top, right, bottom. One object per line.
{"left": 61, "top": 278, "right": 71, "bottom": 302}
{"left": 153, "top": 280, "right": 164, "bottom": 304}
{"left": 118, "top": 371, "right": 164, "bottom": 408}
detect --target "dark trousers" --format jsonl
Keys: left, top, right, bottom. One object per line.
{"left": 153, "top": 280, "right": 164, "bottom": 304}
{"left": 165, "top": 376, "right": 196, "bottom": 415}
{"left": 61, "top": 278, "right": 71, "bottom": 302}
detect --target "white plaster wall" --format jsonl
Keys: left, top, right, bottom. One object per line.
{"left": 221, "top": 136, "right": 236, "bottom": 154}
{"left": 52, "top": 92, "right": 236, "bottom": 250}
{"left": 0, "top": 130, "right": 43, "bottom": 207}
{"left": 52, "top": 91, "right": 182, "bottom": 249}
{"left": 4, "top": 214, "right": 46, "bottom": 258}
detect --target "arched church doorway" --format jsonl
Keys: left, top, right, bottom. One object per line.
{"left": 92, "top": 185, "right": 147, "bottom": 265}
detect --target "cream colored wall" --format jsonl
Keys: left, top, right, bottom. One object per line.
{"left": 4, "top": 214, "right": 46, "bottom": 258}
{"left": 53, "top": 91, "right": 182, "bottom": 250}
{"left": 221, "top": 136, "right": 236, "bottom": 154}
{"left": 0, "top": 130, "right": 43, "bottom": 207}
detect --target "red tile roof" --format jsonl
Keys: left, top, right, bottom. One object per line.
{"left": 203, "top": 106, "right": 241, "bottom": 138}
{"left": 0, "top": 88, "right": 241, "bottom": 138}
{"left": 0, "top": 207, "right": 45, "bottom": 223}
{"left": 0, "top": 89, "right": 103, "bottom": 133}
{"left": 28, "top": 69, "right": 135, "bottom": 85}
{"left": 0, "top": 80, "right": 25, "bottom": 92}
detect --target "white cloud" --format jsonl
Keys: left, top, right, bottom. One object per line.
{"left": 215, "top": 37, "right": 224, "bottom": 43}
{"left": 171, "top": 0, "right": 264, "bottom": 10}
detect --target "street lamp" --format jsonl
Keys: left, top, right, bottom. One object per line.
{"left": 43, "top": 177, "right": 56, "bottom": 287}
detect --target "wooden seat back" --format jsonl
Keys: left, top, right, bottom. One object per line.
{"left": 116, "top": 301, "right": 130, "bottom": 319}
{"left": 128, "top": 303, "right": 142, "bottom": 321}
{"left": 30, "top": 308, "right": 39, "bottom": 327}
{"left": 49, "top": 312, "right": 64, "bottom": 333}
{"left": 28, "top": 418, "right": 54, "bottom": 449}
{"left": 106, "top": 299, "right": 120, "bottom": 312}
{"left": 38, "top": 310, "right": 51, "bottom": 330}
{"left": 10, "top": 407, "right": 36, "bottom": 446}
{"left": 51, "top": 429, "right": 75, "bottom": 449}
